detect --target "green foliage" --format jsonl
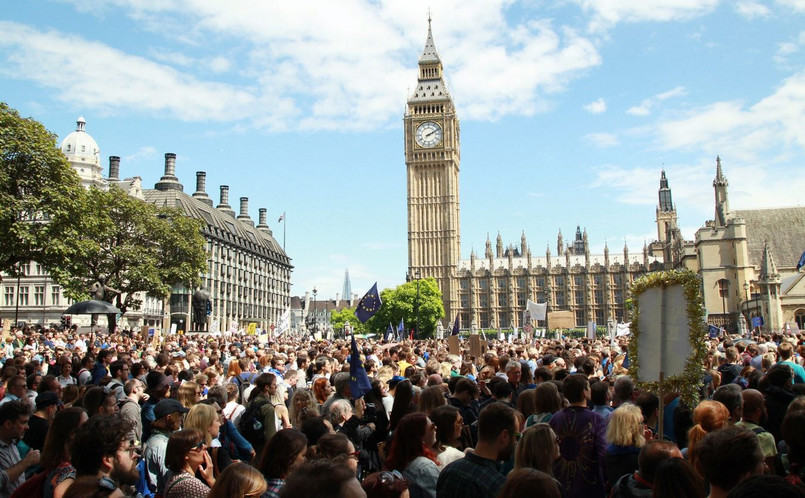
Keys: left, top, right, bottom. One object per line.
{"left": 364, "top": 278, "right": 444, "bottom": 337}
{"left": 49, "top": 187, "right": 207, "bottom": 317}
{"left": 0, "top": 103, "right": 85, "bottom": 277}
{"left": 329, "top": 306, "right": 367, "bottom": 335}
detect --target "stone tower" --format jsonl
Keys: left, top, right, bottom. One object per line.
{"left": 405, "top": 17, "right": 461, "bottom": 322}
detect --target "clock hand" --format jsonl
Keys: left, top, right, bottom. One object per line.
{"left": 425, "top": 130, "right": 436, "bottom": 138}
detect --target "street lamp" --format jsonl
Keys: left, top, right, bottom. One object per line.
{"left": 415, "top": 270, "right": 421, "bottom": 340}
{"left": 313, "top": 287, "right": 318, "bottom": 335}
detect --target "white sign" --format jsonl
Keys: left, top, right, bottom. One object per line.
{"left": 637, "top": 285, "right": 691, "bottom": 382}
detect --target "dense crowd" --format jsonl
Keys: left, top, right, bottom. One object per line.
{"left": 1, "top": 325, "right": 805, "bottom": 498}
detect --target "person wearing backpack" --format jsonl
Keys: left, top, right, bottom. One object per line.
{"left": 90, "top": 350, "right": 112, "bottom": 386}
{"left": 239, "top": 373, "right": 286, "bottom": 460}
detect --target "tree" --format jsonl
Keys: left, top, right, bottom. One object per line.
{"left": 329, "top": 306, "right": 367, "bottom": 336}
{"left": 367, "top": 278, "right": 444, "bottom": 337}
{"left": 50, "top": 186, "right": 207, "bottom": 330}
{"left": 0, "top": 103, "right": 85, "bottom": 279}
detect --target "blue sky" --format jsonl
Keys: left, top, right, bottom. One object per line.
{"left": 2, "top": 0, "right": 804, "bottom": 302}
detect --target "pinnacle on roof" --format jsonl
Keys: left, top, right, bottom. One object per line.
{"left": 419, "top": 15, "right": 440, "bottom": 64}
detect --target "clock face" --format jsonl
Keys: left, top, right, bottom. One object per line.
{"left": 415, "top": 121, "right": 443, "bottom": 148}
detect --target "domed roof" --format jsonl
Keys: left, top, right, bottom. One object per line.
{"left": 59, "top": 117, "right": 100, "bottom": 167}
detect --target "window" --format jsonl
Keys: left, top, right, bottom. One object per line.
{"left": 517, "top": 292, "right": 526, "bottom": 307}
{"left": 614, "top": 290, "right": 623, "bottom": 305}
{"left": 460, "top": 294, "right": 469, "bottom": 308}
{"left": 537, "top": 292, "right": 546, "bottom": 302}
{"left": 479, "top": 294, "right": 488, "bottom": 308}
{"left": 480, "top": 312, "right": 490, "bottom": 329}
{"left": 479, "top": 279, "right": 488, "bottom": 290}
{"left": 555, "top": 276, "right": 564, "bottom": 287}
{"left": 497, "top": 278, "right": 506, "bottom": 289}
{"left": 594, "top": 275, "right": 603, "bottom": 286}
{"left": 460, "top": 279, "right": 469, "bottom": 290}
{"left": 718, "top": 279, "right": 729, "bottom": 298}
{"left": 613, "top": 274, "right": 623, "bottom": 285}
{"left": 4, "top": 287, "right": 13, "bottom": 307}
{"left": 34, "top": 286, "right": 44, "bottom": 306}
{"left": 498, "top": 293, "right": 507, "bottom": 307}
{"left": 555, "top": 291, "right": 565, "bottom": 307}
{"left": 537, "top": 277, "right": 546, "bottom": 288}
{"left": 576, "top": 310, "right": 585, "bottom": 327}
{"left": 574, "top": 275, "right": 584, "bottom": 287}
{"left": 594, "top": 290, "right": 604, "bottom": 304}
{"left": 18, "top": 286, "right": 29, "bottom": 306}
{"left": 498, "top": 313, "right": 508, "bottom": 328}
{"left": 516, "top": 277, "right": 526, "bottom": 288}
{"left": 595, "top": 310, "right": 605, "bottom": 326}
{"left": 575, "top": 291, "right": 584, "bottom": 305}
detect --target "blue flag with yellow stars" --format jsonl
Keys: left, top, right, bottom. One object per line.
{"left": 451, "top": 315, "right": 460, "bottom": 336}
{"left": 385, "top": 323, "right": 393, "bottom": 342}
{"left": 349, "top": 334, "right": 373, "bottom": 399}
{"left": 355, "top": 282, "right": 381, "bottom": 323}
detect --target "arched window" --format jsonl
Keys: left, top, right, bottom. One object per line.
{"left": 796, "top": 309, "right": 805, "bottom": 331}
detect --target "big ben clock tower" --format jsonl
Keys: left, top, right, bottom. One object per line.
{"left": 405, "top": 18, "right": 461, "bottom": 324}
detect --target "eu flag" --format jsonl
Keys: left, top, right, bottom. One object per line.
{"left": 397, "top": 318, "right": 404, "bottom": 341}
{"left": 349, "top": 334, "right": 373, "bottom": 399}
{"left": 708, "top": 324, "right": 720, "bottom": 338}
{"left": 354, "top": 282, "right": 382, "bottom": 324}
{"left": 385, "top": 323, "right": 393, "bottom": 342}
{"left": 451, "top": 315, "right": 460, "bottom": 336}
{"left": 797, "top": 250, "right": 805, "bottom": 270}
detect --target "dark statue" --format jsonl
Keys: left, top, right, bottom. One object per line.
{"left": 192, "top": 288, "right": 212, "bottom": 332}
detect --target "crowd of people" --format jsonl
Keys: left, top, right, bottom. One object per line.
{"left": 1, "top": 324, "right": 805, "bottom": 497}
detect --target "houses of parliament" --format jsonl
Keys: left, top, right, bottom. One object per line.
{"left": 405, "top": 21, "right": 805, "bottom": 334}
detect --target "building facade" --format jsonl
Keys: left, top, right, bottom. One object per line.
{"left": 404, "top": 23, "right": 657, "bottom": 331}
{"left": 0, "top": 118, "right": 292, "bottom": 333}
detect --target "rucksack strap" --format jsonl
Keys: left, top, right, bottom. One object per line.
{"left": 166, "top": 475, "right": 191, "bottom": 495}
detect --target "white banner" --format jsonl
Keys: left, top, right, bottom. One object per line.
{"left": 276, "top": 307, "right": 291, "bottom": 336}
{"left": 526, "top": 300, "right": 547, "bottom": 320}
{"left": 616, "top": 322, "right": 632, "bottom": 337}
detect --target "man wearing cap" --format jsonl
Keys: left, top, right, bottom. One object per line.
{"left": 143, "top": 398, "right": 188, "bottom": 496}
{"left": 141, "top": 371, "right": 171, "bottom": 442}
{"left": 22, "top": 392, "right": 61, "bottom": 452}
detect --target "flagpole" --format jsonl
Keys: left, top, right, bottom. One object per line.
{"left": 283, "top": 211, "right": 286, "bottom": 252}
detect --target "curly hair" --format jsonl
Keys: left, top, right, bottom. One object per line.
{"left": 606, "top": 404, "right": 646, "bottom": 448}
{"left": 71, "top": 415, "right": 133, "bottom": 476}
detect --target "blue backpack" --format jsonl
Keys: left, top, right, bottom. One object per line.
{"left": 135, "top": 458, "right": 155, "bottom": 498}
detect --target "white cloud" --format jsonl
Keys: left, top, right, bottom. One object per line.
{"left": 124, "top": 146, "right": 158, "bottom": 163}
{"left": 573, "top": 0, "right": 720, "bottom": 32}
{"left": 584, "top": 98, "right": 607, "bottom": 114}
{"left": 627, "top": 86, "right": 687, "bottom": 116}
{"left": 657, "top": 70, "right": 805, "bottom": 156}
{"left": 735, "top": 1, "right": 772, "bottom": 18}
{"left": 0, "top": 2, "right": 602, "bottom": 129}
{"left": 776, "top": 0, "right": 805, "bottom": 12}
{"left": 585, "top": 132, "right": 619, "bottom": 147}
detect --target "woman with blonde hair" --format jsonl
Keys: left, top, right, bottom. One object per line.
{"left": 177, "top": 381, "right": 202, "bottom": 409}
{"left": 514, "top": 423, "right": 560, "bottom": 475}
{"left": 604, "top": 403, "right": 646, "bottom": 488}
{"left": 185, "top": 402, "right": 230, "bottom": 477}
{"left": 686, "top": 399, "right": 730, "bottom": 473}
{"left": 289, "top": 388, "right": 319, "bottom": 429}
{"left": 207, "top": 461, "right": 267, "bottom": 498}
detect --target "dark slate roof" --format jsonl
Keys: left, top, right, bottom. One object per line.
{"left": 143, "top": 188, "right": 291, "bottom": 267}
{"left": 733, "top": 207, "right": 805, "bottom": 269}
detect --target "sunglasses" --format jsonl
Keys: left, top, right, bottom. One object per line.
{"left": 379, "top": 470, "right": 404, "bottom": 485}
{"left": 190, "top": 441, "right": 206, "bottom": 452}
{"left": 347, "top": 450, "right": 361, "bottom": 461}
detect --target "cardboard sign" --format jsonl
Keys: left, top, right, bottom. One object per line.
{"left": 448, "top": 335, "right": 460, "bottom": 355}
{"left": 547, "top": 310, "right": 575, "bottom": 329}
{"left": 140, "top": 325, "right": 150, "bottom": 342}
{"left": 470, "top": 334, "right": 483, "bottom": 358}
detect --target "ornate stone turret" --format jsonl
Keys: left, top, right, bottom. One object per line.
{"left": 713, "top": 156, "right": 730, "bottom": 226}
{"left": 496, "top": 232, "right": 503, "bottom": 258}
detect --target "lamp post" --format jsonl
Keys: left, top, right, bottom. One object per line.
{"left": 415, "top": 270, "right": 421, "bottom": 340}
{"left": 313, "top": 287, "right": 318, "bottom": 335}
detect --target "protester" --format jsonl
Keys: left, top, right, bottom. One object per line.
{"left": 164, "top": 428, "right": 216, "bottom": 497}
{"left": 610, "top": 440, "right": 683, "bottom": 498}
{"left": 208, "top": 461, "right": 267, "bottom": 498}
{"left": 258, "top": 428, "right": 307, "bottom": 498}
{"left": 0, "top": 400, "right": 40, "bottom": 496}
{"left": 605, "top": 403, "right": 647, "bottom": 488}
{"left": 497, "top": 468, "right": 561, "bottom": 498}
{"left": 514, "top": 423, "right": 560, "bottom": 478}
{"left": 38, "top": 406, "right": 88, "bottom": 498}
{"left": 143, "top": 398, "right": 188, "bottom": 496}
{"left": 429, "top": 405, "right": 464, "bottom": 471}
{"left": 279, "top": 459, "right": 366, "bottom": 498}
{"left": 383, "top": 412, "right": 439, "bottom": 498}
{"left": 695, "top": 426, "right": 764, "bottom": 497}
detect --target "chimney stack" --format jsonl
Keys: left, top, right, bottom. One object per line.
{"left": 192, "top": 172, "right": 213, "bottom": 206}
{"left": 217, "top": 185, "right": 235, "bottom": 217}
{"left": 237, "top": 197, "right": 253, "bottom": 226}
{"left": 154, "top": 152, "right": 183, "bottom": 191}
{"left": 256, "top": 208, "right": 272, "bottom": 234}
{"left": 108, "top": 156, "right": 120, "bottom": 181}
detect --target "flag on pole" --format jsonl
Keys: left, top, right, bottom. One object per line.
{"left": 797, "top": 249, "right": 805, "bottom": 270}
{"left": 354, "top": 282, "right": 382, "bottom": 323}
{"left": 276, "top": 307, "right": 290, "bottom": 336}
{"left": 451, "top": 315, "right": 460, "bottom": 336}
{"left": 397, "top": 318, "right": 404, "bottom": 341}
{"left": 349, "top": 334, "right": 372, "bottom": 399}
{"left": 385, "top": 323, "right": 393, "bottom": 342}
{"left": 277, "top": 212, "right": 285, "bottom": 223}
{"left": 526, "top": 300, "right": 547, "bottom": 321}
